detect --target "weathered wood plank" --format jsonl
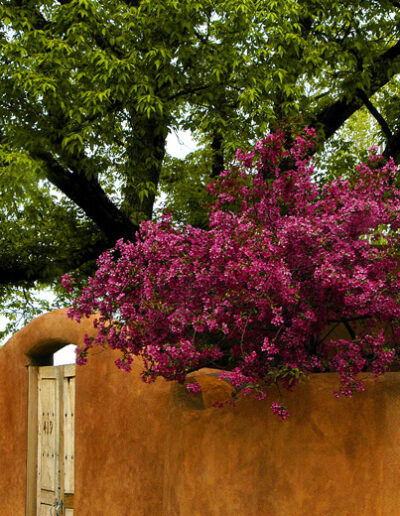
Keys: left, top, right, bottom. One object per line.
{"left": 38, "top": 503, "right": 52, "bottom": 516}
{"left": 64, "top": 375, "right": 75, "bottom": 494}
{"left": 39, "top": 377, "right": 57, "bottom": 492}
{"left": 38, "top": 489, "right": 55, "bottom": 505}
{"left": 64, "top": 364, "right": 75, "bottom": 378}
{"left": 57, "top": 366, "right": 64, "bottom": 512}
{"left": 39, "top": 366, "right": 57, "bottom": 380}
{"left": 33, "top": 364, "right": 75, "bottom": 515}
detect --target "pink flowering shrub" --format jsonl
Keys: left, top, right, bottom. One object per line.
{"left": 65, "top": 128, "right": 400, "bottom": 418}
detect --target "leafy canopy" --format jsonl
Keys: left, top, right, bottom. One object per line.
{"left": 2, "top": 0, "right": 400, "bottom": 336}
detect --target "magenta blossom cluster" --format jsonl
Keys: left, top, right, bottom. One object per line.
{"left": 65, "top": 128, "right": 400, "bottom": 418}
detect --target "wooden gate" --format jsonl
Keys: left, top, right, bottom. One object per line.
{"left": 27, "top": 365, "right": 75, "bottom": 516}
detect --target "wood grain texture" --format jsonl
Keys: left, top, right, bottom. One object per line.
{"left": 33, "top": 364, "right": 76, "bottom": 515}
{"left": 38, "top": 374, "right": 57, "bottom": 493}
{"left": 64, "top": 374, "right": 75, "bottom": 495}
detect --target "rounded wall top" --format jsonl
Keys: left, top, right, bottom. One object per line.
{"left": 0, "top": 309, "right": 97, "bottom": 365}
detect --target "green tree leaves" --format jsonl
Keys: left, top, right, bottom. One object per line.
{"left": 2, "top": 0, "right": 400, "bottom": 336}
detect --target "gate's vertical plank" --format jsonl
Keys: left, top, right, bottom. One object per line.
{"left": 38, "top": 504, "right": 53, "bottom": 515}
{"left": 64, "top": 374, "right": 75, "bottom": 495}
{"left": 57, "top": 366, "right": 65, "bottom": 513}
{"left": 37, "top": 367, "right": 58, "bottom": 516}
{"left": 26, "top": 366, "right": 39, "bottom": 516}
{"left": 38, "top": 377, "right": 57, "bottom": 491}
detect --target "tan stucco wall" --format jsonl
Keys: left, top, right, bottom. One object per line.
{"left": 0, "top": 309, "right": 400, "bottom": 515}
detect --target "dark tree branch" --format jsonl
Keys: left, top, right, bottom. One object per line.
{"left": 313, "top": 38, "right": 400, "bottom": 140}
{"left": 165, "top": 84, "right": 210, "bottom": 102}
{"left": 383, "top": 127, "right": 400, "bottom": 161}
{"left": 344, "top": 321, "right": 356, "bottom": 340}
{"left": 318, "top": 323, "right": 340, "bottom": 344}
{"left": 359, "top": 90, "right": 393, "bottom": 142}
{"left": 311, "top": 89, "right": 332, "bottom": 102}
{"left": 31, "top": 149, "right": 139, "bottom": 243}
{"left": 327, "top": 316, "right": 371, "bottom": 324}
{"left": 210, "top": 133, "right": 224, "bottom": 177}
{"left": 121, "top": 0, "right": 141, "bottom": 7}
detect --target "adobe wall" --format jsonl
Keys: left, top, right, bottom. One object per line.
{"left": 0, "top": 309, "right": 92, "bottom": 515}
{"left": 165, "top": 373, "right": 400, "bottom": 516}
{"left": 0, "top": 309, "right": 400, "bottom": 515}
{"left": 74, "top": 339, "right": 171, "bottom": 515}
{"left": 0, "top": 309, "right": 171, "bottom": 516}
